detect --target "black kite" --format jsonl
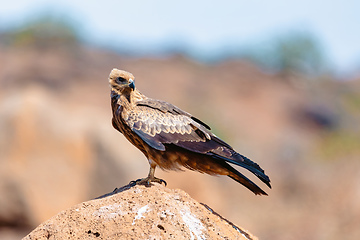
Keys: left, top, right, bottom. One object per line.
{"left": 109, "top": 69, "right": 271, "bottom": 195}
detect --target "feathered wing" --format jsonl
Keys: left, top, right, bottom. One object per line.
{"left": 123, "top": 98, "right": 271, "bottom": 194}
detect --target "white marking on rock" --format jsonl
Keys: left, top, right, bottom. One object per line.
{"left": 159, "top": 209, "right": 175, "bottom": 219}
{"left": 132, "top": 205, "right": 149, "bottom": 225}
{"left": 92, "top": 204, "right": 124, "bottom": 219}
{"left": 180, "top": 209, "right": 205, "bottom": 240}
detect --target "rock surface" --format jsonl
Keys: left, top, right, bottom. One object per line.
{"left": 23, "top": 184, "right": 257, "bottom": 240}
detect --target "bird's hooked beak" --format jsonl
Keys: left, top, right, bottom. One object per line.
{"left": 129, "top": 79, "right": 135, "bottom": 90}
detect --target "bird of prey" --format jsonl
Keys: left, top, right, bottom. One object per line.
{"left": 109, "top": 69, "right": 271, "bottom": 195}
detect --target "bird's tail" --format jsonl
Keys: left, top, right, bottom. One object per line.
{"left": 210, "top": 153, "right": 271, "bottom": 195}
{"left": 221, "top": 162, "right": 268, "bottom": 195}
{"left": 228, "top": 172, "right": 267, "bottom": 195}
{"left": 216, "top": 153, "right": 271, "bottom": 187}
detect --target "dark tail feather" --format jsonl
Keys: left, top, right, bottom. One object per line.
{"left": 212, "top": 157, "right": 268, "bottom": 195}
{"left": 226, "top": 164, "right": 268, "bottom": 195}
{"left": 213, "top": 153, "right": 271, "bottom": 189}
{"left": 237, "top": 154, "right": 271, "bottom": 188}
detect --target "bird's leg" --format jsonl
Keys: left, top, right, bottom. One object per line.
{"left": 132, "top": 163, "right": 167, "bottom": 187}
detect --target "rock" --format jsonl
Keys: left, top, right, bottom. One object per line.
{"left": 23, "top": 184, "right": 257, "bottom": 240}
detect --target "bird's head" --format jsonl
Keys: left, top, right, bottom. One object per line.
{"left": 109, "top": 68, "right": 135, "bottom": 94}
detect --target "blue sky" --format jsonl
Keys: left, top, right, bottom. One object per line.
{"left": 1, "top": 0, "right": 359, "bottom": 74}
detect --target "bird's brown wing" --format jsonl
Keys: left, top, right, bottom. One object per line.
{"left": 122, "top": 98, "right": 271, "bottom": 191}
{"left": 122, "top": 100, "right": 209, "bottom": 151}
{"left": 137, "top": 99, "right": 212, "bottom": 130}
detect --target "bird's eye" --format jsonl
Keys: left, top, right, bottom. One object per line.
{"left": 116, "top": 77, "right": 126, "bottom": 83}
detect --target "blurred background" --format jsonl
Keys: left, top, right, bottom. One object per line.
{"left": 1, "top": 1, "right": 360, "bottom": 239}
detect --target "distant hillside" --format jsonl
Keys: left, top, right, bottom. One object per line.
{"left": 0, "top": 43, "right": 360, "bottom": 240}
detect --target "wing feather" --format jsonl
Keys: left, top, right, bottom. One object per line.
{"left": 123, "top": 98, "right": 270, "bottom": 188}
{"left": 137, "top": 99, "right": 211, "bottom": 130}
{"left": 124, "top": 98, "right": 234, "bottom": 154}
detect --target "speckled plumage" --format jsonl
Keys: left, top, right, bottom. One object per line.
{"left": 109, "top": 68, "right": 271, "bottom": 195}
